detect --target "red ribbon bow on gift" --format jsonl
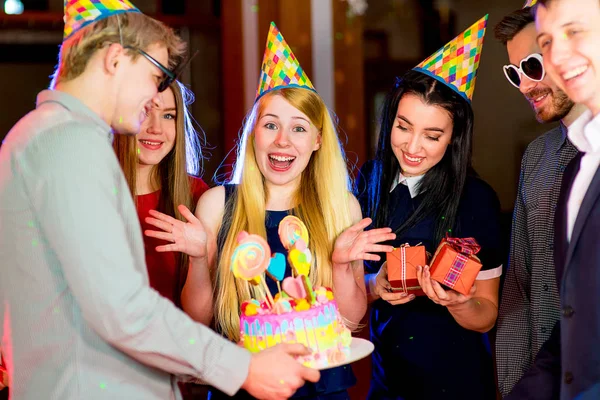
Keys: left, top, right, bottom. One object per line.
{"left": 445, "top": 236, "right": 481, "bottom": 256}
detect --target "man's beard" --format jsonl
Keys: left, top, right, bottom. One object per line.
{"left": 533, "top": 89, "right": 574, "bottom": 123}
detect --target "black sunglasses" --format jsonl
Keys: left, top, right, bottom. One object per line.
{"left": 503, "top": 53, "right": 545, "bottom": 88}
{"left": 125, "top": 46, "right": 199, "bottom": 92}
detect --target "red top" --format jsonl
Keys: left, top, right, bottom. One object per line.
{"left": 136, "top": 176, "right": 209, "bottom": 305}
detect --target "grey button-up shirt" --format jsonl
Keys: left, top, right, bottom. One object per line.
{"left": 495, "top": 123, "right": 578, "bottom": 396}
{"left": 0, "top": 90, "right": 250, "bottom": 400}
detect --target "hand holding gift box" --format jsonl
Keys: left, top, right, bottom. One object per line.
{"left": 386, "top": 244, "right": 428, "bottom": 296}
{"left": 428, "top": 237, "right": 482, "bottom": 296}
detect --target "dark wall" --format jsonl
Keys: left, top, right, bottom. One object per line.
{"left": 0, "top": 52, "right": 56, "bottom": 145}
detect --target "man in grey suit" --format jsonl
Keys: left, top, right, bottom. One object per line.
{"left": 0, "top": 2, "right": 319, "bottom": 399}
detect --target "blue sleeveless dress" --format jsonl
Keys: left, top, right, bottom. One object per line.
{"left": 207, "top": 185, "right": 356, "bottom": 400}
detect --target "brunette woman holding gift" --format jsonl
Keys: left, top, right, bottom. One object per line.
{"left": 357, "top": 16, "right": 503, "bottom": 400}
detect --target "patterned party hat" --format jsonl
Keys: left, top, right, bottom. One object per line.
{"left": 523, "top": 0, "right": 538, "bottom": 8}
{"left": 256, "top": 22, "right": 315, "bottom": 101}
{"left": 413, "top": 15, "right": 488, "bottom": 102}
{"left": 63, "top": 0, "right": 140, "bottom": 40}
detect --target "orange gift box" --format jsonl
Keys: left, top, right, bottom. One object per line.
{"left": 386, "top": 244, "right": 427, "bottom": 296}
{"left": 429, "top": 237, "right": 482, "bottom": 296}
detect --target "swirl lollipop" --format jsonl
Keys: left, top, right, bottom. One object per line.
{"left": 231, "top": 234, "right": 270, "bottom": 279}
{"left": 278, "top": 215, "right": 309, "bottom": 250}
{"left": 231, "top": 233, "right": 275, "bottom": 306}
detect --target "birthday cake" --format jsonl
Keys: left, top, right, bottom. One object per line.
{"left": 232, "top": 216, "right": 352, "bottom": 369}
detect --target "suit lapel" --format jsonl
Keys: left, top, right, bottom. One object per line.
{"left": 564, "top": 161, "right": 600, "bottom": 272}
{"left": 555, "top": 153, "right": 582, "bottom": 286}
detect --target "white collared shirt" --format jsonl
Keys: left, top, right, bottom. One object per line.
{"left": 567, "top": 109, "right": 600, "bottom": 241}
{"left": 390, "top": 172, "right": 425, "bottom": 198}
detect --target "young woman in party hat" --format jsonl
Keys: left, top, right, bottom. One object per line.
{"left": 147, "top": 22, "right": 395, "bottom": 399}
{"left": 357, "top": 16, "right": 504, "bottom": 399}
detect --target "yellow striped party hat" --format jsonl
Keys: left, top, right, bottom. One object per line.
{"left": 256, "top": 22, "right": 315, "bottom": 101}
{"left": 413, "top": 14, "right": 488, "bottom": 102}
{"left": 523, "top": 0, "right": 538, "bottom": 8}
{"left": 63, "top": 0, "right": 140, "bottom": 40}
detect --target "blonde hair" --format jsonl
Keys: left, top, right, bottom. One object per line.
{"left": 113, "top": 81, "right": 205, "bottom": 306}
{"left": 215, "top": 88, "right": 354, "bottom": 341}
{"left": 51, "top": 12, "right": 186, "bottom": 87}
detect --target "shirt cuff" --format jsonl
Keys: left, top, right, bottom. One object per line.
{"left": 476, "top": 264, "right": 503, "bottom": 280}
{"left": 203, "top": 340, "right": 251, "bottom": 396}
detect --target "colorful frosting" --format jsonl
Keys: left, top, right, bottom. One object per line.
{"left": 240, "top": 288, "right": 352, "bottom": 368}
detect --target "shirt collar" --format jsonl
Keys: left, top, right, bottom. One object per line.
{"left": 389, "top": 172, "right": 425, "bottom": 198}
{"left": 36, "top": 90, "right": 112, "bottom": 136}
{"left": 568, "top": 109, "right": 600, "bottom": 153}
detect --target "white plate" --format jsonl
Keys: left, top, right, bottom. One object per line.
{"left": 317, "top": 338, "right": 374, "bottom": 371}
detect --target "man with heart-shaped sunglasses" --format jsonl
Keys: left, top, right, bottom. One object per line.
{"left": 493, "top": 4, "right": 586, "bottom": 397}
{"left": 498, "top": 14, "right": 583, "bottom": 124}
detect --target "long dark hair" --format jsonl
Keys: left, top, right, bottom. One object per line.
{"left": 365, "top": 70, "right": 475, "bottom": 245}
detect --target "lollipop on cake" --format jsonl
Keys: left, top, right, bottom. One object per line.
{"left": 278, "top": 215, "right": 309, "bottom": 250}
{"left": 231, "top": 232, "right": 275, "bottom": 307}
{"left": 278, "top": 216, "right": 317, "bottom": 304}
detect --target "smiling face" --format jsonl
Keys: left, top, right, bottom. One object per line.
{"left": 112, "top": 43, "right": 168, "bottom": 135}
{"left": 391, "top": 93, "right": 453, "bottom": 177}
{"left": 253, "top": 94, "right": 321, "bottom": 188}
{"left": 507, "top": 23, "right": 573, "bottom": 122}
{"left": 137, "top": 87, "right": 177, "bottom": 167}
{"left": 536, "top": 0, "right": 600, "bottom": 115}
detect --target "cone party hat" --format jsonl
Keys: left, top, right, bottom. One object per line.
{"left": 413, "top": 14, "right": 488, "bottom": 102}
{"left": 523, "top": 0, "right": 538, "bottom": 8}
{"left": 63, "top": 0, "right": 140, "bottom": 40}
{"left": 256, "top": 22, "right": 315, "bottom": 101}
